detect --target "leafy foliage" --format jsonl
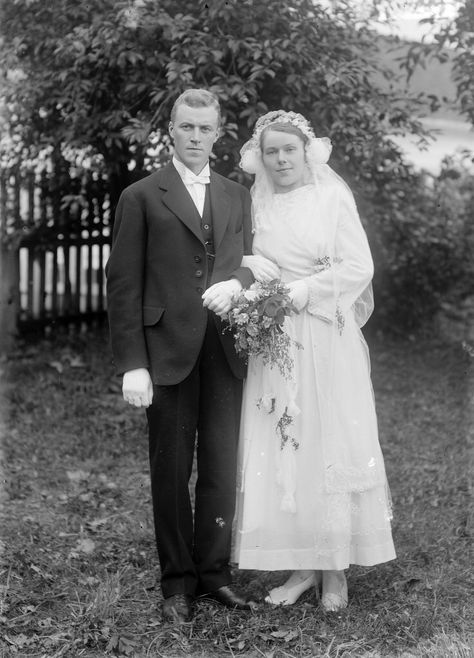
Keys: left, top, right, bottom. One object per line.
{"left": 0, "top": 0, "right": 428, "bottom": 174}
{"left": 362, "top": 155, "right": 474, "bottom": 329}
{"left": 0, "top": 0, "right": 472, "bottom": 329}
{"left": 450, "top": 0, "right": 474, "bottom": 124}
{"left": 352, "top": 0, "right": 474, "bottom": 328}
{"left": 403, "top": 0, "right": 474, "bottom": 126}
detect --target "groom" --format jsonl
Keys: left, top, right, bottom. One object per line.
{"left": 106, "top": 89, "right": 259, "bottom": 624}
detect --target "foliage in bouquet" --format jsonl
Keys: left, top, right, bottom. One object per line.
{"left": 226, "top": 280, "right": 301, "bottom": 378}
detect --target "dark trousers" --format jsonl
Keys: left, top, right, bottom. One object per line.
{"left": 146, "top": 314, "right": 243, "bottom": 599}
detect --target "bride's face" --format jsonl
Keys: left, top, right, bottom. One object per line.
{"left": 261, "top": 130, "right": 306, "bottom": 193}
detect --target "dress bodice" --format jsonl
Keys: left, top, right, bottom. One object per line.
{"left": 253, "top": 185, "right": 330, "bottom": 283}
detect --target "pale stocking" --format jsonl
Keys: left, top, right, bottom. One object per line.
{"left": 265, "top": 570, "right": 321, "bottom": 606}
{"left": 321, "top": 570, "right": 348, "bottom": 611}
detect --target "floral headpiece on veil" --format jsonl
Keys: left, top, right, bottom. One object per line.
{"left": 239, "top": 110, "right": 332, "bottom": 174}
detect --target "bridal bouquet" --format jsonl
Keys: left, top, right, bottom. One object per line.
{"left": 226, "top": 280, "right": 301, "bottom": 378}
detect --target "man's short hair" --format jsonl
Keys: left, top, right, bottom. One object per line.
{"left": 170, "top": 89, "right": 221, "bottom": 126}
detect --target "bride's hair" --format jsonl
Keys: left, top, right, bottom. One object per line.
{"left": 260, "top": 123, "right": 308, "bottom": 150}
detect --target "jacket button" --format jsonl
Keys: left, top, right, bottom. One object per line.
{"left": 194, "top": 256, "right": 202, "bottom": 263}
{"left": 197, "top": 287, "right": 204, "bottom": 294}
{"left": 203, "top": 223, "right": 210, "bottom": 230}
{"left": 195, "top": 270, "right": 203, "bottom": 277}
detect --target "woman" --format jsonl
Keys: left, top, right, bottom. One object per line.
{"left": 233, "top": 111, "right": 395, "bottom": 611}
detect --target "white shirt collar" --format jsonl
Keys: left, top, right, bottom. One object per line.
{"left": 172, "top": 156, "right": 210, "bottom": 181}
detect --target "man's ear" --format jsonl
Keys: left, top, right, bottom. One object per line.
{"left": 168, "top": 121, "right": 174, "bottom": 139}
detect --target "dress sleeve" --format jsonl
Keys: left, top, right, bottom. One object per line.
{"left": 302, "top": 184, "right": 374, "bottom": 325}
{"left": 230, "top": 185, "right": 255, "bottom": 288}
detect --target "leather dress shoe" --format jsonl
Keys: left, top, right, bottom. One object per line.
{"left": 162, "top": 593, "right": 194, "bottom": 624}
{"left": 199, "top": 585, "right": 256, "bottom": 610}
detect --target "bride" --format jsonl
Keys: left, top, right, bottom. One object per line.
{"left": 233, "top": 110, "right": 395, "bottom": 611}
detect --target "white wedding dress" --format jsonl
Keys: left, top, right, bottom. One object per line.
{"left": 232, "top": 182, "right": 396, "bottom": 571}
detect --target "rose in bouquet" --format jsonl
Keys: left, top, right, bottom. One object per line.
{"left": 226, "top": 280, "right": 301, "bottom": 378}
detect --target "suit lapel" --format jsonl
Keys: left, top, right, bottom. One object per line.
{"left": 209, "top": 171, "right": 231, "bottom": 250}
{"left": 159, "top": 163, "right": 203, "bottom": 243}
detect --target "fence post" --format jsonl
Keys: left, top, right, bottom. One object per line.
{"left": 0, "top": 244, "right": 20, "bottom": 355}
{"left": 0, "top": 171, "right": 20, "bottom": 354}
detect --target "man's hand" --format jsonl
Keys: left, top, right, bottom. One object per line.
{"left": 287, "top": 280, "right": 309, "bottom": 312}
{"left": 202, "top": 279, "right": 242, "bottom": 317}
{"left": 122, "top": 368, "right": 153, "bottom": 408}
{"left": 241, "top": 255, "right": 280, "bottom": 283}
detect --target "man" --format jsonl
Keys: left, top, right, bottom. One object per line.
{"left": 106, "top": 89, "right": 277, "bottom": 624}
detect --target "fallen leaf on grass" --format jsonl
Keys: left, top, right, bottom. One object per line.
{"left": 462, "top": 341, "right": 474, "bottom": 358}
{"left": 228, "top": 637, "right": 248, "bottom": 650}
{"left": 49, "top": 361, "right": 64, "bottom": 374}
{"left": 66, "top": 469, "right": 90, "bottom": 483}
{"left": 5, "top": 633, "right": 30, "bottom": 647}
{"left": 271, "top": 629, "right": 299, "bottom": 641}
{"left": 86, "top": 517, "right": 108, "bottom": 532}
{"left": 40, "top": 630, "right": 74, "bottom": 650}
{"left": 147, "top": 619, "right": 160, "bottom": 627}
{"left": 106, "top": 634, "right": 141, "bottom": 656}
{"left": 391, "top": 577, "right": 423, "bottom": 591}
{"left": 79, "top": 492, "right": 95, "bottom": 502}
{"left": 69, "top": 538, "right": 96, "bottom": 557}
{"left": 30, "top": 564, "right": 54, "bottom": 581}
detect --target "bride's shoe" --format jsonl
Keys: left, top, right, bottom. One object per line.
{"left": 265, "top": 570, "right": 318, "bottom": 606}
{"left": 321, "top": 570, "right": 348, "bottom": 612}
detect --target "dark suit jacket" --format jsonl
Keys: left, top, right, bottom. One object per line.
{"left": 106, "top": 162, "right": 254, "bottom": 385}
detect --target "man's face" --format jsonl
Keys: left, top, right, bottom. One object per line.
{"left": 169, "top": 104, "right": 220, "bottom": 174}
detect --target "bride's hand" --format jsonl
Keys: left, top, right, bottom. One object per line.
{"left": 202, "top": 279, "right": 242, "bottom": 317}
{"left": 241, "top": 255, "right": 280, "bottom": 283}
{"left": 287, "top": 280, "right": 309, "bottom": 312}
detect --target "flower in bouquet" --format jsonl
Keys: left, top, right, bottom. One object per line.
{"left": 226, "top": 280, "right": 301, "bottom": 378}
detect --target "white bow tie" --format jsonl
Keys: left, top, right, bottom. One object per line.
{"left": 183, "top": 171, "right": 210, "bottom": 186}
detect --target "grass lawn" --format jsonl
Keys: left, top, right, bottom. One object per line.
{"left": 0, "top": 328, "right": 472, "bottom": 657}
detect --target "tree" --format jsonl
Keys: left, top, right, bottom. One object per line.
{"left": 0, "top": 0, "right": 465, "bottom": 335}
{"left": 0, "top": 232, "right": 20, "bottom": 355}
{"left": 437, "top": 0, "right": 474, "bottom": 126}
{"left": 0, "top": 0, "right": 428, "bottom": 184}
